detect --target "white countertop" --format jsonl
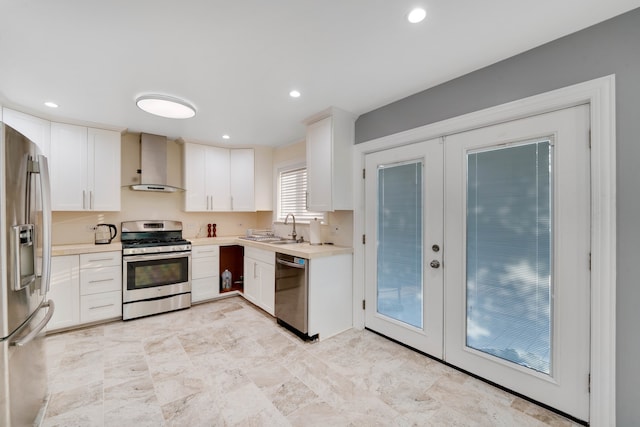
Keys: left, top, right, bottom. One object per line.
{"left": 53, "top": 237, "right": 352, "bottom": 259}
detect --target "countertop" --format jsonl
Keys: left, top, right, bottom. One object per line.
{"left": 52, "top": 237, "right": 352, "bottom": 259}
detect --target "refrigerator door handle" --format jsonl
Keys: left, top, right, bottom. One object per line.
{"left": 37, "top": 154, "right": 52, "bottom": 294}
{"left": 11, "top": 300, "right": 55, "bottom": 347}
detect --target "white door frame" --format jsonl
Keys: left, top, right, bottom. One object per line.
{"left": 352, "top": 75, "right": 616, "bottom": 426}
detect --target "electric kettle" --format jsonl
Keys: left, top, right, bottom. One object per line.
{"left": 95, "top": 224, "right": 117, "bottom": 245}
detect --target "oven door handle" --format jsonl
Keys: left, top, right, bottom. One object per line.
{"left": 124, "top": 251, "right": 191, "bottom": 262}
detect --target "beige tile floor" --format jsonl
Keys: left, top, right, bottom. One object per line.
{"left": 42, "top": 296, "right": 580, "bottom": 426}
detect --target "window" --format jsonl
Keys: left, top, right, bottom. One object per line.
{"left": 277, "top": 165, "right": 325, "bottom": 223}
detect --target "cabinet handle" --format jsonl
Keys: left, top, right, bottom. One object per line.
{"left": 90, "top": 191, "right": 94, "bottom": 210}
{"left": 89, "top": 303, "right": 114, "bottom": 310}
{"left": 305, "top": 191, "right": 309, "bottom": 209}
{"left": 253, "top": 262, "right": 257, "bottom": 278}
{"left": 82, "top": 190, "right": 86, "bottom": 209}
{"left": 230, "top": 196, "right": 234, "bottom": 211}
{"left": 88, "top": 258, "right": 113, "bottom": 262}
{"left": 88, "top": 278, "right": 114, "bottom": 284}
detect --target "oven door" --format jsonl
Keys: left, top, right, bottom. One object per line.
{"left": 122, "top": 251, "right": 191, "bottom": 303}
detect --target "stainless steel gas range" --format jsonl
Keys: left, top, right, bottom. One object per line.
{"left": 121, "top": 220, "right": 191, "bottom": 320}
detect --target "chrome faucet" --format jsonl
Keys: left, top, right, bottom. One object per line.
{"left": 284, "top": 213, "right": 297, "bottom": 241}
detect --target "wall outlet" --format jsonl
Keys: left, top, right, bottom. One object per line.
{"left": 331, "top": 226, "right": 339, "bottom": 235}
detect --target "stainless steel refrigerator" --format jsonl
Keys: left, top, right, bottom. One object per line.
{"left": 0, "top": 123, "right": 54, "bottom": 426}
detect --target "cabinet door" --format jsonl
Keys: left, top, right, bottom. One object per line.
{"left": 183, "top": 143, "right": 208, "bottom": 211}
{"left": 258, "top": 261, "right": 275, "bottom": 316}
{"left": 50, "top": 123, "right": 88, "bottom": 210}
{"left": 88, "top": 128, "right": 121, "bottom": 211}
{"left": 243, "top": 257, "right": 259, "bottom": 306}
{"left": 2, "top": 108, "right": 51, "bottom": 158}
{"left": 230, "top": 149, "right": 255, "bottom": 211}
{"left": 47, "top": 256, "right": 80, "bottom": 331}
{"left": 206, "top": 146, "right": 231, "bottom": 211}
{"left": 306, "top": 116, "right": 333, "bottom": 211}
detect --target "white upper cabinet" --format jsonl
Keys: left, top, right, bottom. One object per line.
{"left": 184, "top": 143, "right": 230, "bottom": 211}
{"left": 304, "top": 107, "right": 355, "bottom": 211}
{"left": 50, "top": 122, "right": 120, "bottom": 211}
{"left": 184, "top": 142, "right": 266, "bottom": 212}
{"left": 230, "top": 148, "right": 254, "bottom": 211}
{"left": 2, "top": 108, "right": 51, "bottom": 158}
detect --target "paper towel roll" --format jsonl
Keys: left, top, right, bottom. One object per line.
{"left": 309, "top": 218, "right": 322, "bottom": 245}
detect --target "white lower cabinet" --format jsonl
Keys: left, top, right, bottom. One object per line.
{"left": 243, "top": 247, "right": 275, "bottom": 315}
{"left": 191, "top": 245, "right": 220, "bottom": 303}
{"left": 79, "top": 252, "right": 121, "bottom": 323}
{"left": 48, "top": 251, "right": 121, "bottom": 332}
{"left": 48, "top": 255, "right": 80, "bottom": 331}
{"left": 308, "top": 253, "right": 353, "bottom": 340}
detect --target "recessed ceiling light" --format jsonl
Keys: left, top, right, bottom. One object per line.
{"left": 135, "top": 94, "right": 196, "bottom": 119}
{"left": 407, "top": 8, "right": 427, "bottom": 23}
{"left": 44, "top": 101, "right": 58, "bottom": 108}
{"left": 289, "top": 90, "right": 301, "bottom": 98}
{"left": 222, "top": 134, "right": 230, "bottom": 140}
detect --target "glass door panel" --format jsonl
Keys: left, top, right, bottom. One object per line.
{"left": 377, "top": 162, "right": 423, "bottom": 328}
{"left": 466, "top": 140, "right": 553, "bottom": 374}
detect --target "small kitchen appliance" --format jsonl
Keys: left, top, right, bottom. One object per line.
{"left": 95, "top": 223, "right": 117, "bottom": 244}
{"left": 121, "top": 220, "right": 191, "bottom": 320}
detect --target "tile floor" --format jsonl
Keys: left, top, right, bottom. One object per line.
{"left": 42, "top": 296, "right": 580, "bottom": 426}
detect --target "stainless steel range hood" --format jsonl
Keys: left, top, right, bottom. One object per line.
{"left": 130, "top": 133, "right": 184, "bottom": 192}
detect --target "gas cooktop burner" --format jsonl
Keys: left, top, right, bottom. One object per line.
{"left": 122, "top": 238, "right": 190, "bottom": 248}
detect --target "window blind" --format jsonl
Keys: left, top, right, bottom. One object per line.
{"left": 278, "top": 167, "right": 324, "bottom": 222}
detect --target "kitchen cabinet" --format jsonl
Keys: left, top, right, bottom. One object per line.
{"left": 48, "top": 251, "right": 122, "bottom": 332}
{"left": 229, "top": 148, "right": 254, "bottom": 211}
{"left": 50, "top": 122, "right": 121, "bottom": 211}
{"left": 183, "top": 142, "right": 265, "bottom": 212}
{"left": 304, "top": 108, "right": 355, "bottom": 211}
{"left": 191, "top": 245, "right": 220, "bottom": 303}
{"left": 183, "top": 143, "right": 230, "bottom": 211}
{"left": 48, "top": 255, "right": 80, "bottom": 331}
{"left": 243, "top": 247, "right": 275, "bottom": 315}
{"left": 307, "top": 253, "right": 352, "bottom": 340}
{"left": 79, "top": 251, "right": 122, "bottom": 323}
{"left": 2, "top": 108, "right": 51, "bottom": 158}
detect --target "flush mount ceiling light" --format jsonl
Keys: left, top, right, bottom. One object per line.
{"left": 407, "top": 7, "right": 427, "bottom": 23}
{"left": 135, "top": 95, "right": 196, "bottom": 119}
{"left": 222, "top": 134, "right": 230, "bottom": 140}
{"left": 289, "top": 90, "right": 301, "bottom": 98}
{"left": 44, "top": 101, "right": 58, "bottom": 108}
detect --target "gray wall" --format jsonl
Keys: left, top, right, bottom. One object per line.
{"left": 355, "top": 8, "right": 640, "bottom": 425}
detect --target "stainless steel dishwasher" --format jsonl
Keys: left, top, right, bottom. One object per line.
{"left": 275, "top": 252, "right": 315, "bottom": 340}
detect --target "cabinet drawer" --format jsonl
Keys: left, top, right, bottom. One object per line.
{"left": 244, "top": 247, "right": 274, "bottom": 265}
{"left": 80, "top": 251, "right": 120, "bottom": 268}
{"left": 192, "top": 256, "right": 219, "bottom": 280}
{"left": 192, "top": 245, "right": 220, "bottom": 258}
{"left": 192, "top": 276, "right": 220, "bottom": 302}
{"left": 80, "top": 291, "right": 121, "bottom": 323}
{"left": 80, "top": 265, "right": 121, "bottom": 295}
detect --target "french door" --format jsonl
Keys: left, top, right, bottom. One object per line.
{"left": 364, "top": 105, "right": 590, "bottom": 421}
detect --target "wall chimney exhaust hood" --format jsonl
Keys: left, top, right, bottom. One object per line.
{"left": 129, "top": 133, "right": 184, "bottom": 192}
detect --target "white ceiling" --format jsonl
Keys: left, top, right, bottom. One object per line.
{"left": 1, "top": 1, "right": 638, "bottom": 147}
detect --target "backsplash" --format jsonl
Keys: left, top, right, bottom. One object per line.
{"left": 52, "top": 190, "right": 353, "bottom": 247}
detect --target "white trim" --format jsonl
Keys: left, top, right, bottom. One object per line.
{"left": 352, "top": 75, "right": 616, "bottom": 426}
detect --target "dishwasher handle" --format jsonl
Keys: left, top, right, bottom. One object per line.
{"left": 276, "top": 257, "right": 306, "bottom": 269}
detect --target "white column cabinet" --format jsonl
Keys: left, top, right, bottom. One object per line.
{"left": 242, "top": 247, "right": 275, "bottom": 315}
{"left": 48, "top": 255, "right": 80, "bottom": 331}
{"left": 183, "top": 142, "right": 258, "bottom": 212}
{"left": 304, "top": 108, "right": 355, "bottom": 211}
{"left": 192, "top": 245, "right": 220, "bottom": 303}
{"left": 50, "top": 122, "right": 120, "bottom": 211}
{"left": 2, "top": 108, "right": 51, "bottom": 158}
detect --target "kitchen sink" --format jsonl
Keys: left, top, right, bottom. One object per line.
{"left": 269, "top": 239, "right": 300, "bottom": 245}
